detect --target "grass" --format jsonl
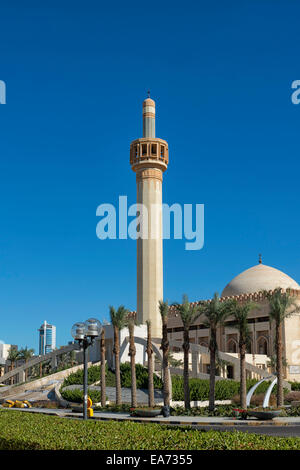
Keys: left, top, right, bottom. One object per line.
{"left": 1, "top": 410, "right": 300, "bottom": 450}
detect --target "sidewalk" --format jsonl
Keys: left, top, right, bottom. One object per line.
{"left": 3, "top": 407, "right": 300, "bottom": 427}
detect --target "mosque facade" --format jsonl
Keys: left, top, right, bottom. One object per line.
{"left": 127, "top": 97, "right": 300, "bottom": 383}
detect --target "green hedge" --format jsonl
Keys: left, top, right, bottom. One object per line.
{"left": 60, "top": 388, "right": 101, "bottom": 404}
{"left": 62, "top": 365, "right": 115, "bottom": 388}
{"left": 290, "top": 382, "right": 300, "bottom": 391}
{"left": 1, "top": 411, "right": 300, "bottom": 449}
{"left": 120, "top": 363, "right": 162, "bottom": 389}
{"left": 61, "top": 363, "right": 291, "bottom": 402}
{"left": 62, "top": 362, "right": 161, "bottom": 390}
{"left": 170, "top": 376, "right": 288, "bottom": 401}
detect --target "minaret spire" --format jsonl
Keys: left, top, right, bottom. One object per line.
{"left": 143, "top": 95, "right": 156, "bottom": 138}
{"left": 259, "top": 253, "right": 262, "bottom": 264}
{"left": 129, "top": 97, "right": 169, "bottom": 337}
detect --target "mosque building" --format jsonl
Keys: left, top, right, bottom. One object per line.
{"left": 128, "top": 96, "right": 300, "bottom": 383}
{"left": 167, "top": 259, "right": 300, "bottom": 382}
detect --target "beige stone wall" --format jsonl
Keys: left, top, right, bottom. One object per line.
{"left": 284, "top": 306, "right": 300, "bottom": 382}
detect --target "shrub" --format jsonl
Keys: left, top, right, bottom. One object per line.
{"left": 62, "top": 365, "right": 115, "bottom": 388}
{"left": 60, "top": 388, "right": 101, "bottom": 404}
{"left": 120, "top": 362, "right": 162, "bottom": 389}
{"left": 170, "top": 377, "right": 288, "bottom": 402}
{"left": 290, "top": 382, "right": 300, "bottom": 391}
{"left": 171, "top": 376, "right": 239, "bottom": 401}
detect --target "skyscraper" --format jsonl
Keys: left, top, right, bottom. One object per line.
{"left": 130, "top": 96, "right": 169, "bottom": 337}
{"left": 38, "top": 321, "right": 56, "bottom": 355}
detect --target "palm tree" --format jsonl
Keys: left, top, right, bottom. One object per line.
{"left": 159, "top": 300, "right": 171, "bottom": 407}
{"left": 7, "top": 347, "right": 20, "bottom": 385}
{"left": 109, "top": 305, "right": 128, "bottom": 405}
{"left": 173, "top": 295, "right": 201, "bottom": 409}
{"left": 127, "top": 316, "right": 137, "bottom": 408}
{"left": 19, "top": 346, "right": 35, "bottom": 381}
{"left": 69, "top": 350, "right": 77, "bottom": 367}
{"left": 198, "top": 293, "right": 233, "bottom": 411}
{"left": 230, "top": 299, "right": 257, "bottom": 408}
{"left": 146, "top": 320, "right": 155, "bottom": 408}
{"left": 100, "top": 328, "right": 106, "bottom": 407}
{"left": 262, "top": 288, "right": 300, "bottom": 407}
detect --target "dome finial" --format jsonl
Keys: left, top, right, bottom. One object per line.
{"left": 259, "top": 253, "right": 262, "bottom": 264}
{"left": 147, "top": 89, "right": 150, "bottom": 99}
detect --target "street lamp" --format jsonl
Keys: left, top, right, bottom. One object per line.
{"left": 71, "top": 318, "right": 101, "bottom": 420}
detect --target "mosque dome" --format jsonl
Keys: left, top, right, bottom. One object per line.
{"left": 221, "top": 263, "right": 300, "bottom": 297}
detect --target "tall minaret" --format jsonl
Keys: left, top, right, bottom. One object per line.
{"left": 130, "top": 96, "right": 169, "bottom": 337}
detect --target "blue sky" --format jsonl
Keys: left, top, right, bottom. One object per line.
{"left": 0, "top": 0, "right": 300, "bottom": 351}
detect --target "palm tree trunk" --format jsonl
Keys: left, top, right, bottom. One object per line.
{"left": 25, "top": 359, "right": 28, "bottom": 381}
{"left": 183, "top": 328, "right": 190, "bottom": 410}
{"left": 209, "top": 344, "right": 216, "bottom": 412}
{"left": 128, "top": 323, "right": 137, "bottom": 408}
{"left": 100, "top": 329, "right": 106, "bottom": 407}
{"left": 147, "top": 322, "right": 155, "bottom": 408}
{"left": 161, "top": 317, "right": 170, "bottom": 406}
{"left": 276, "top": 323, "right": 284, "bottom": 407}
{"left": 10, "top": 362, "right": 14, "bottom": 385}
{"left": 240, "top": 343, "right": 247, "bottom": 409}
{"left": 113, "top": 325, "right": 122, "bottom": 405}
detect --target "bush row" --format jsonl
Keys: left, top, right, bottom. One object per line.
{"left": 62, "top": 365, "right": 115, "bottom": 388}
{"left": 170, "top": 376, "right": 288, "bottom": 401}
{"left": 62, "top": 362, "right": 161, "bottom": 390}
{"left": 60, "top": 388, "right": 101, "bottom": 404}
{"left": 61, "top": 362, "right": 291, "bottom": 402}
{"left": 290, "top": 381, "right": 300, "bottom": 391}
{"left": 1, "top": 411, "right": 300, "bottom": 449}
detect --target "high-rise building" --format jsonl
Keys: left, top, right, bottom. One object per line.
{"left": 130, "top": 96, "right": 169, "bottom": 337}
{"left": 38, "top": 321, "right": 56, "bottom": 355}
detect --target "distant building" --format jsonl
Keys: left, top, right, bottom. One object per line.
{"left": 0, "top": 344, "right": 18, "bottom": 377}
{"left": 38, "top": 321, "right": 56, "bottom": 355}
{"left": 0, "top": 343, "right": 18, "bottom": 360}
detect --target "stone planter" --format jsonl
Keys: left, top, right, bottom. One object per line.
{"left": 131, "top": 408, "right": 161, "bottom": 417}
{"left": 247, "top": 409, "right": 281, "bottom": 420}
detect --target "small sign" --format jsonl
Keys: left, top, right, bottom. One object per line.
{"left": 289, "top": 365, "right": 300, "bottom": 374}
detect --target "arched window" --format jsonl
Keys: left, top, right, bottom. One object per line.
{"left": 227, "top": 339, "right": 237, "bottom": 353}
{"left": 257, "top": 336, "right": 268, "bottom": 355}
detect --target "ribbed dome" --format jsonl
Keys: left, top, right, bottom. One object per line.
{"left": 222, "top": 264, "right": 299, "bottom": 297}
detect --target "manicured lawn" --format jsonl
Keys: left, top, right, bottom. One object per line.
{"left": 1, "top": 410, "right": 300, "bottom": 450}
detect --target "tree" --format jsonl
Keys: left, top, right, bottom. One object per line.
{"left": 159, "top": 300, "right": 171, "bottom": 407}
{"left": 100, "top": 328, "right": 106, "bottom": 407}
{"left": 146, "top": 320, "right": 155, "bottom": 408}
{"left": 198, "top": 293, "right": 233, "bottom": 411}
{"left": 173, "top": 295, "right": 201, "bottom": 409}
{"left": 109, "top": 305, "right": 128, "bottom": 405}
{"left": 19, "top": 346, "right": 35, "bottom": 381}
{"left": 262, "top": 288, "right": 300, "bottom": 407}
{"left": 127, "top": 316, "right": 137, "bottom": 408}
{"left": 7, "top": 347, "right": 20, "bottom": 385}
{"left": 230, "top": 300, "right": 257, "bottom": 408}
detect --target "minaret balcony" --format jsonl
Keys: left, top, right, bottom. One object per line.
{"left": 130, "top": 137, "right": 169, "bottom": 172}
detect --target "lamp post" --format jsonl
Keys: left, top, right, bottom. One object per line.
{"left": 71, "top": 318, "right": 101, "bottom": 420}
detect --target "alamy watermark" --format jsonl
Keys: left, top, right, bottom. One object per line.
{"left": 0, "top": 80, "right": 6, "bottom": 104}
{"left": 291, "top": 80, "right": 300, "bottom": 104}
{"left": 96, "top": 196, "right": 204, "bottom": 251}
